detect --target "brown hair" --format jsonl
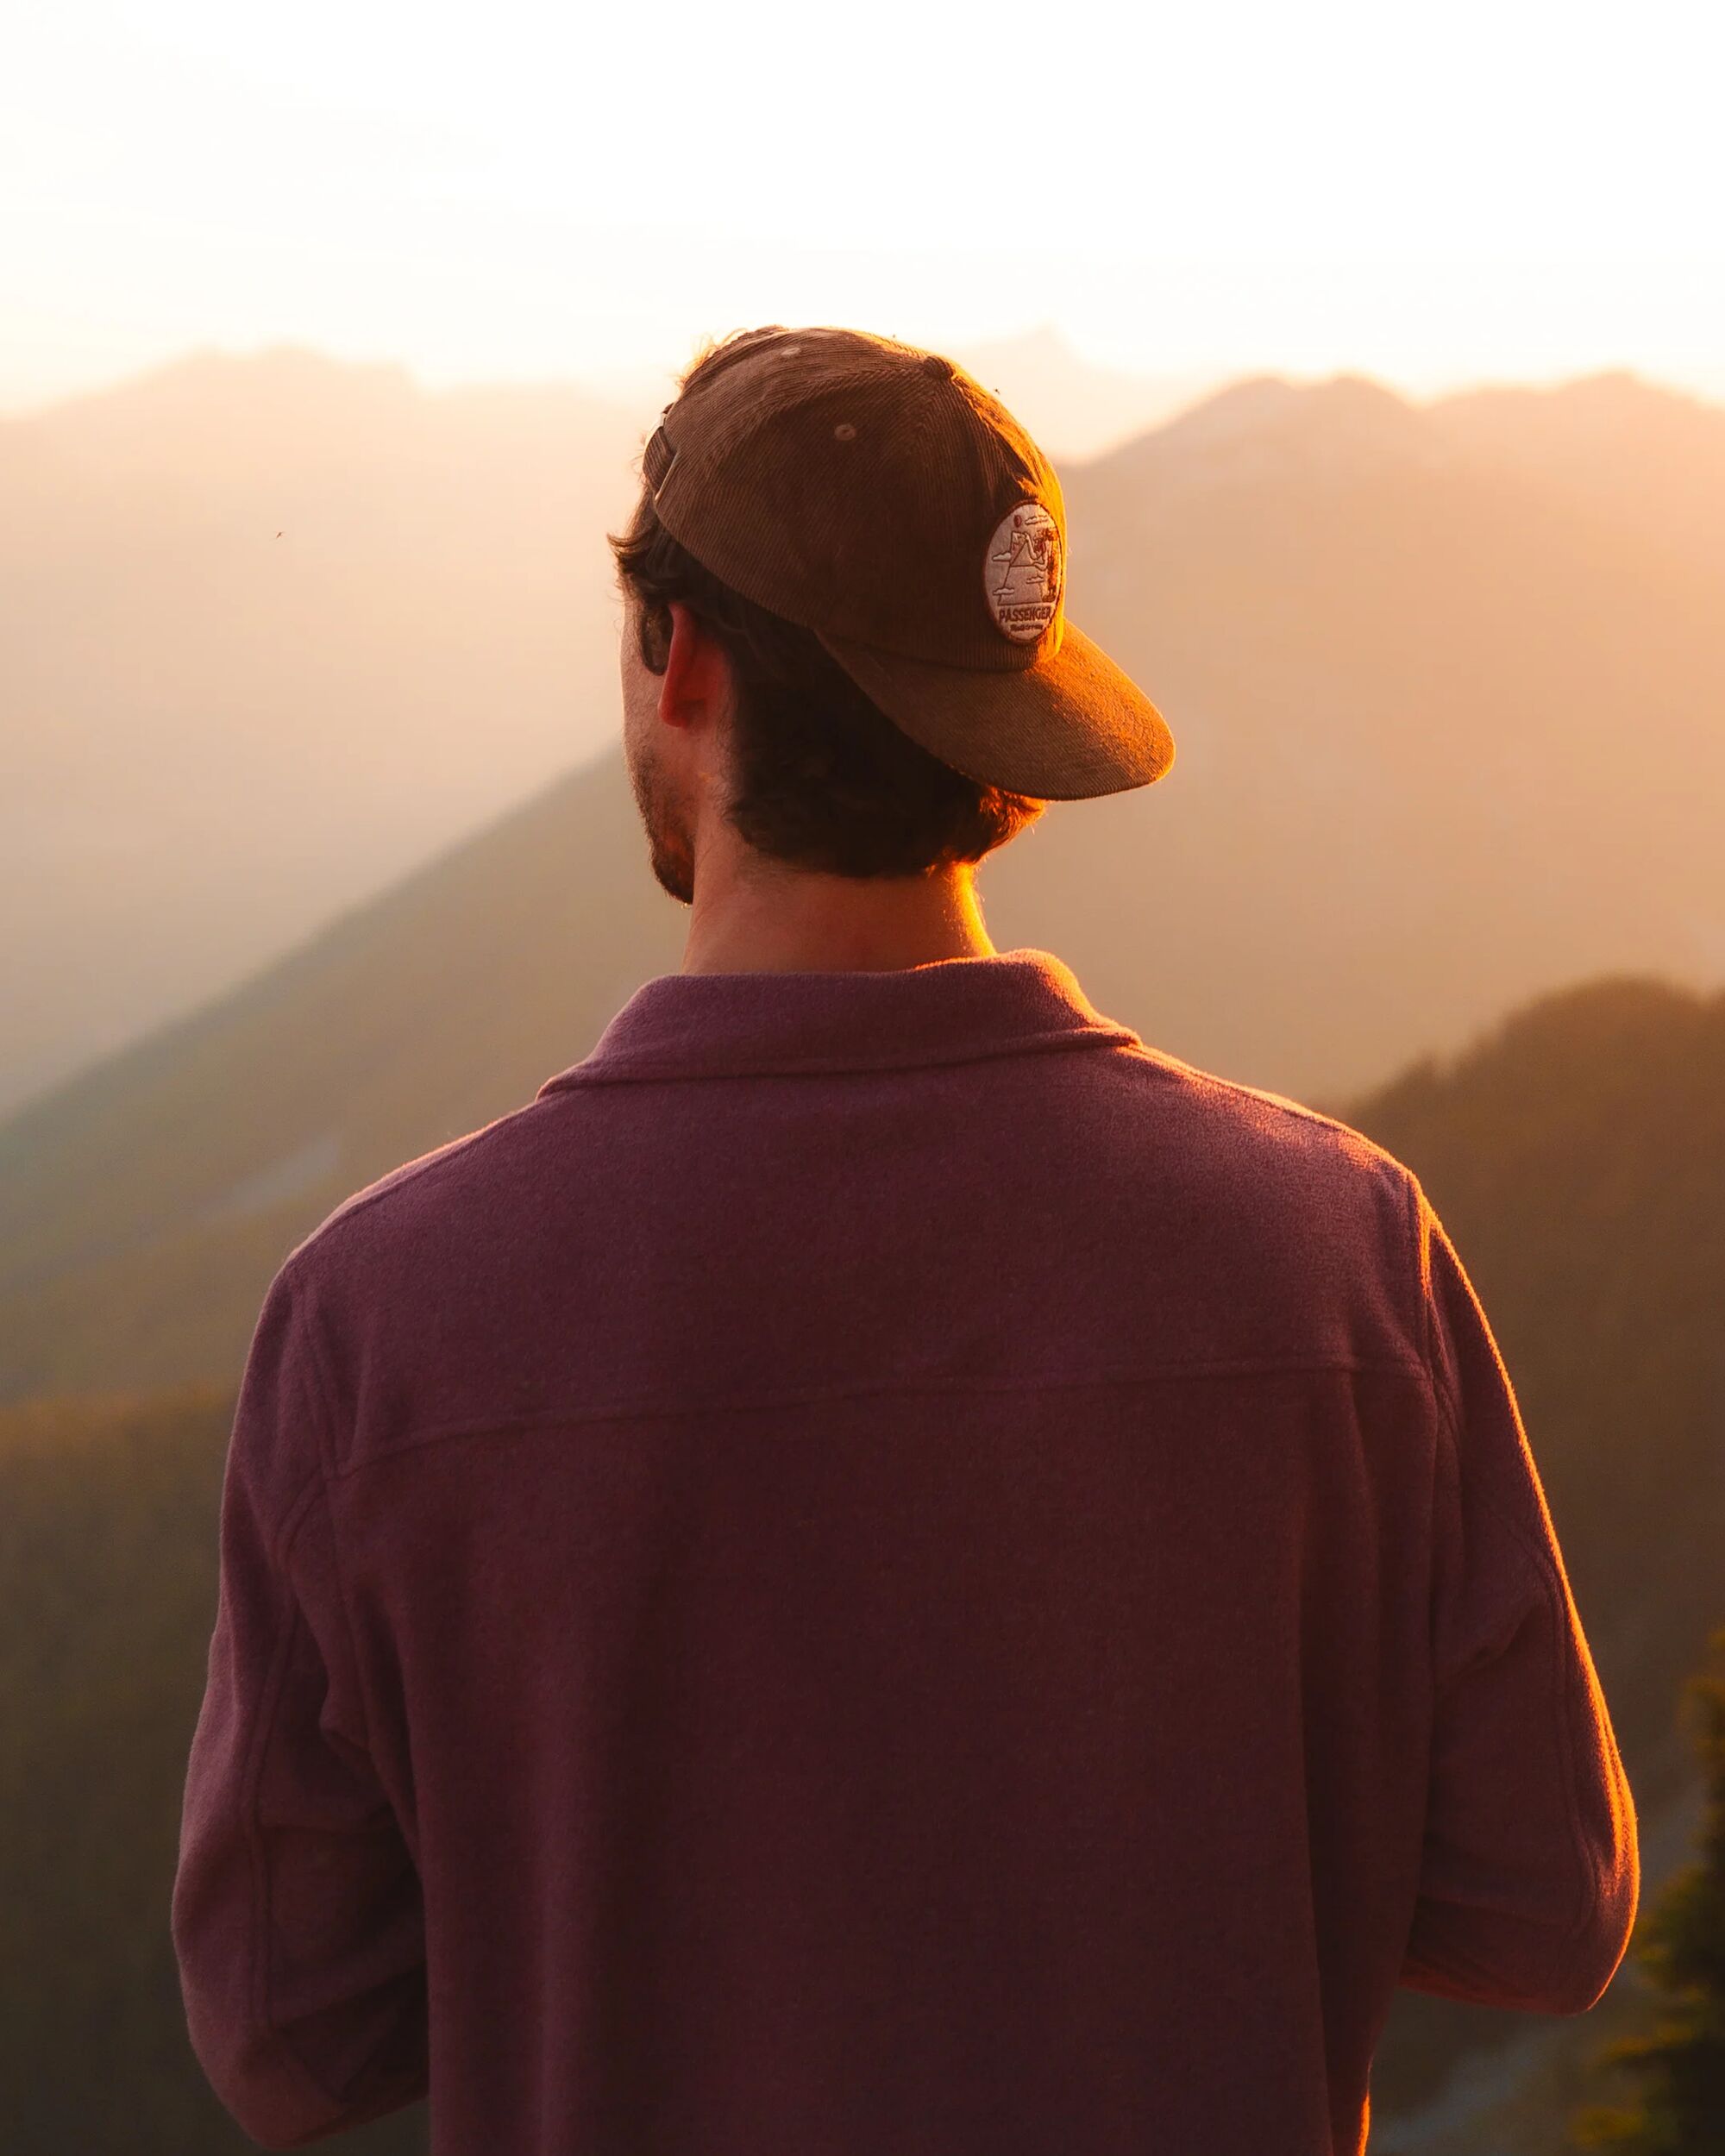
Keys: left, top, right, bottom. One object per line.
{"left": 606, "top": 333, "right": 1046, "bottom": 881}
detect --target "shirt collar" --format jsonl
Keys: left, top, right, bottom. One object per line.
{"left": 535, "top": 947, "right": 1144, "bottom": 1091}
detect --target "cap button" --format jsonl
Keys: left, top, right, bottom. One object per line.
{"left": 920, "top": 353, "right": 954, "bottom": 379}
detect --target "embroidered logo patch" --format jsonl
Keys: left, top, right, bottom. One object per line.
{"left": 984, "top": 501, "right": 1063, "bottom": 642}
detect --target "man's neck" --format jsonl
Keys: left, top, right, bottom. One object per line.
{"left": 678, "top": 859, "right": 995, "bottom": 977}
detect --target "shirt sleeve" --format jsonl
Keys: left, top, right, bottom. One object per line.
{"left": 172, "top": 1261, "right": 430, "bottom": 2147}
{"left": 1398, "top": 1182, "right": 1640, "bottom": 2015}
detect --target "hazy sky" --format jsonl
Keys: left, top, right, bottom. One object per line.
{"left": 5, "top": 0, "right": 1723, "bottom": 412}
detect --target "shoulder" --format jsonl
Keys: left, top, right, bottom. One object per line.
{"left": 1121, "top": 1038, "right": 1418, "bottom": 1199}
{"left": 1106, "top": 1040, "right": 1427, "bottom": 1300}
{"left": 278, "top": 1094, "right": 561, "bottom": 1294}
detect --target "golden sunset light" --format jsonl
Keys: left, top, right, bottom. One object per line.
{"left": 5, "top": 0, "right": 1724, "bottom": 410}
{"left": 7, "top": 8, "right": 1725, "bottom": 2153}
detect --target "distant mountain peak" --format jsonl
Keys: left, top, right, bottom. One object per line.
{"left": 1166, "top": 368, "right": 1418, "bottom": 436}
{"left": 1108, "top": 367, "right": 1445, "bottom": 486}
{"left": 1433, "top": 364, "right": 1722, "bottom": 428}
{"left": 19, "top": 342, "right": 423, "bottom": 446}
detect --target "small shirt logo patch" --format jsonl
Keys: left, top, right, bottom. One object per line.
{"left": 984, "top": 501, "right": 1063, "bottom": 642}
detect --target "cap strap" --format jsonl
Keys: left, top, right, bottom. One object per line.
{"left": 643, "top": 421, "right": 675, "bottom": 493}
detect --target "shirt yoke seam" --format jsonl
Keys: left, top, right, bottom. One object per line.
{"left": 323, "top": 1354, "right": 1434, "bottom": 1482}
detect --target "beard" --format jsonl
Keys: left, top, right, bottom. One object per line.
{"left": 624, "top": 717, "right": 697, "bottom": 907}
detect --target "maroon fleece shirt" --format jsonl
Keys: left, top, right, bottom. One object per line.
{"left": 172, "top": 947, "right": 1638, "bottom": 2156}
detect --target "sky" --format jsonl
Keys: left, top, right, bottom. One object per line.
{"left": 4, "top": 0, "right": 1723, "bottom": 414}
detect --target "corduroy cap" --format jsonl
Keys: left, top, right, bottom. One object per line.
{"left": 639, "top": 324, "right": 1176, "bottom": 801}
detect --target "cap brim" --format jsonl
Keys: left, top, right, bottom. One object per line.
{"left": 813, "top": 616, "right": 1176, "bottom": 801}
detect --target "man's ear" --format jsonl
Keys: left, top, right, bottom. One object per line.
{"left": 660, "top": 603, "right": 734, "bottom": 733}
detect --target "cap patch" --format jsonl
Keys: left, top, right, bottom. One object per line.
{"left": 984, "top": 502, "right": 1062, "bottom": 642}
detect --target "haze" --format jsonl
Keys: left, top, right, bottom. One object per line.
{"left": 8, "top": 335, "right": 1725, "bottom": 1128}
{"left": 6, "top": 0, "right": 1725, "bottom": 412}
{"left": 9, "top": 18, "right": 1725, "bottom": 2147}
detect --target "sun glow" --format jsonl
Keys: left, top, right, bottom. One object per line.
{"left": 5, "top": 0, "right": 1723, "bottom": 411}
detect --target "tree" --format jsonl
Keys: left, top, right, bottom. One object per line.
{"left": 1570, "top": 1623, "right": 1725, "bottom": 2151}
